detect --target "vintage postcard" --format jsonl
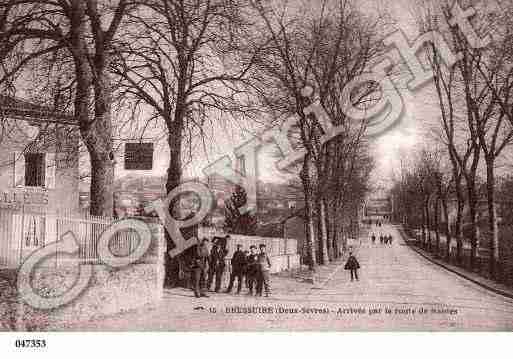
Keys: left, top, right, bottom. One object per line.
{"left": 1, "top": 0, "right": 513, "bottom": 336}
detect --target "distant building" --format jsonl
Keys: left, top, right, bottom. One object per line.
{"left": 365, "top": 197, "right": 392, "bottom": 218}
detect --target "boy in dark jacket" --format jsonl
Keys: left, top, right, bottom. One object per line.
{"left": 344, "top": 252, "right": 360, "bottom": 281}
{"left": 225, "top": 244, "right": 246, "bottom": 294}
{"left": 207, "top": 241, "right": 228, "bottom": 292}
{"left": 245, "top": 245, "right": 259, "bottom": 295}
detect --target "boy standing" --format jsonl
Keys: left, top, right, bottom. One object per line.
{"left": 256, "top": 244, "right": 272, "bottom": 297}
{"left": 225, "top": 244, "right": 246, "bottom": 294}
{"left": 208, "top": 240, "right": 228, "bottom": 292}
{"left": 191, "top": 239, "right": 210, "bottom": 298}
{"left": 344, "top": 252, "right": 361, "bottom": 282}
{"left": 245, "top": 245, "right": 259, "bottom": 295}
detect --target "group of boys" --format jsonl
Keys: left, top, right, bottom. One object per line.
{"left": 190, "top": 236, "right": 272, "bottom": 298}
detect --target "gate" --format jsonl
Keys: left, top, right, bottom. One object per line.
{"left": 0, "top": 208, "right": 145, "bottom": 268}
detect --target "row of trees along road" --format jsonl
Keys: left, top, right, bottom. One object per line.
{"left": 392, "top": 0, "right": 513, "bottom": 279}
{"left": 0, "top": 0, "right": 383, "bottom": 280}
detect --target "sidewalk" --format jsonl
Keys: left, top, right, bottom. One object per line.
{"left": 60, "top": 266, "right": 347, "bottom": 331}
{"left": 397, "top": 226, "right": 513, "bottom": 300}
{"left": 275, "top": 233, "right": 367, "bottom": 288}
{"left": 275, "top": 258, "right": 346, "bottom": 287}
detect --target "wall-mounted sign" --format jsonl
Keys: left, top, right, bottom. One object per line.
{"left": 124, "top": 143, "right": 154, "bottom": 170}
{"left": 0, "top": 189, "right": 49, "bottom": 208}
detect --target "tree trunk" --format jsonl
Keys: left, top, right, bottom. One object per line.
{"left": 317, "top": 197, "right": 329, "bottom": 265}
{"left": 300, "top": 153, "right": 317, "bottom": 271}
{"left": 486, "top": 159, "right": 500, "bottom": 279}
{"left": 88, "top": 154, "right": 114, "bottom": 217}
{"left": 455, "top": 179, "right": 465, "bottom": 265}
{"left": 162, "top": 126, "right": 183, "bottom": 287}
{"left": 421, "top": 204, "right": 426, "bottom": 246}
{"left": 434, "top": 197, "right": 440, "bottom": 255}
{"left": 165, "top": 121, "right": 183, "bottom": 195}
{"left": 70, "top": 0, "right": 114, "bottom": 218}
{"left": 88, "top": 68, "right": 115, "bottom": 217}
{"left": 467, "top": 179, "right": 479, "bottom": 270}
{"left": 466, "top": 142, "right": 481, "bottom": 269}
{"left": 442, "top": 198, "right": 451, "bottom": 261}
{"left": 332, "top": 217, "right": 338, "bottom": 259}
{"left": 328, "top": 201, "right": 338, "bottom": 261}
{"left": 425, "top": 198, "right": 431, "bottom": 250}
{"left": 163, "top": 100, "right": 186, "bottom": 286}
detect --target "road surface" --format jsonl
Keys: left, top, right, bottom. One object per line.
{"left": 65, "top": 224, "right": 513, "bottom": 331}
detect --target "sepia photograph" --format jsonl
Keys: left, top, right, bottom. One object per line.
{"left": 0, "top": 0, "right": 513, "bottom": 342}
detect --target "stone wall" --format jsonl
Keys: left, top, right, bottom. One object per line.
{"left": 0, "top": 224, "right": 165, "bottom": 331}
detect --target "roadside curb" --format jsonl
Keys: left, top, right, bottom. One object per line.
{"left": 311, "top": 241, "right": 364, "bottom": 288}
{"left": 312, "top": 238, "right": 368, "bottom": 289}
{"left": 292, "top": 261, "right": 343, "bottom": 287}
{"left": 397, "top": 227, "right": 513, "bottom": 301}
{"left": 294, "top": 236, "right": 365, "bottom": 288}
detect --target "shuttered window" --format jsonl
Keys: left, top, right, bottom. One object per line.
{"left": 24, "top": 153, "right": 45, "bottom": 187}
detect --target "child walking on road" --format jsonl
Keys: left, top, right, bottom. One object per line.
{"left": 344, "top": 252, "right": 360, "bottom": 282}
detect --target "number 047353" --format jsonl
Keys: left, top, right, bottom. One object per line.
{"left": 14, "top": 339, "right": 46, "bottom": 348}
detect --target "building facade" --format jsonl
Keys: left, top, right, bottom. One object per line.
{"left": 0, "top": 96, "right": 80, "bottom": 267}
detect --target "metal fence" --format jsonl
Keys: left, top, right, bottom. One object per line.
{"left": 0, "top": 208, "right": 155, "bottom": 268}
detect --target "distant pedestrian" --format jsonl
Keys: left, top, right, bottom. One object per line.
{"left": 245, "top": 245, "right": 259, "bottom": 295}
{"left": 380, "top": 235, "right": 384, "bottom": 244}
{"left": 225, "top": 244, "right": 246, "bottom": 294}
{"left": 371, "top": 233, "right": 376, "bottom": 244}
{"left": 256, "top": 244, "right": 272, "bottom": 297}
{"left": 344, "top": 252, "right": 360, "bottom": 282}
{"left": 388, "top": 234, "right": 393, "bottom": 245}
{"left": 191, "top": 239, "right": 210, "bottom": 298}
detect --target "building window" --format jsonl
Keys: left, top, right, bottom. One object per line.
{"left": 236, "top": 155, "right": 246, "bottom": 176}
{"left": 25, "top": 153, "right": 45, "bottom": 187}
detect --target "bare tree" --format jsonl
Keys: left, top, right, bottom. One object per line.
{"left": 249, "top": 0, "right": 384, "bottom": 268}
{"left": 432, "top": 151, "right": 455, "bottom": 260}
{"left": 415, "top": 0, "right": 485, "bottom": 267}
{"left": 111, "top": 0, "right": 257, "bottom": 285}
{"left": 0, "top": 0, "right": 136, "bottom": 216}
{"left": 447, "top": 0, "right": 513, "bottom": 275}
{"left": 114, "top": 0, "right": 257, "bottom": 195}
{"left": 463, "top": 2, "right": 513, "bottom": 277}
